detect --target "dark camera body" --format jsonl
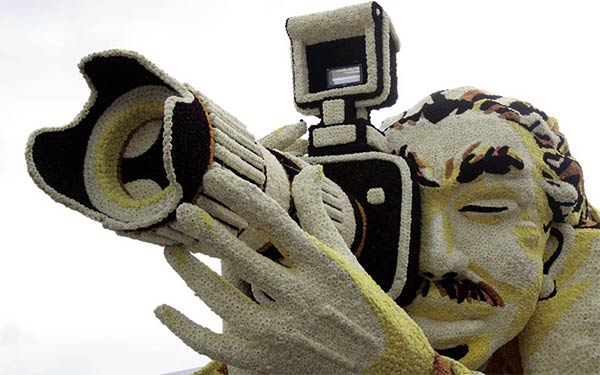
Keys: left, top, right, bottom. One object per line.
{"left": 285, "top": 2, "right": 419, "bottom": 304}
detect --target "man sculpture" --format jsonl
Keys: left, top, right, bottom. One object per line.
{"left": 26, "top": 3, "right": 599, "bottom": 374}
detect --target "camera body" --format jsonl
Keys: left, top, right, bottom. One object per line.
{"left": 288, "top": 2, "right": 418, "bottom": 304}
{"left": 26, "top": 2, "right": 419, "bottom": 305}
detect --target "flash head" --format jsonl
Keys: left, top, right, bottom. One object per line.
{"left": 286, "top": 2, "right": 400, "bottom": 118}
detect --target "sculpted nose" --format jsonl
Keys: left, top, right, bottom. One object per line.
{"left": 420, "top": 212, "right": 468, "bottom": 279}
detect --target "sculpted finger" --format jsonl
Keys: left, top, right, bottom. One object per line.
{"left": 292, "top": 165, "right": 357, "bottom": 266}
{"left": 258, "top": 120, "right": 307, "bottom": 150}
{"left": 169, "top": 211, "right": 226, "bottom": 258}
{"left": 154, "top": 304, "right": 263, "bottom": 371}
{"left": 164, "top": 246, "right": 263, "bottom": 323}
{"left": 195, "top": 194, "right": 249, "bottom": 231}
{"left": 202, "top": 166, "right": 318, "bottom": 261}
{"left": 116, "top": 229, "right": 178, "bottom": 247}
{"left": 154, "top": 225, "right": 197, "bottom": 245}
{"left": 175, "top": 203, "right": 293, "bottom": 296}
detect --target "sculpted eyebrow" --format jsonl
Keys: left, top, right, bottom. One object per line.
{"left": 456, "top": 146, "right": 524, "bottom": 183}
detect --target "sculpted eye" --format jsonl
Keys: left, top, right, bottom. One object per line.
{"left": 459, "top": 205, "right": 508, "bottom": 213}
{"left": 458, "top": 199, "right": 519, "bottom": 224}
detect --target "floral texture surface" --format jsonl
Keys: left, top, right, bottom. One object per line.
{"left": 25, "top": 4, "right": 599, "bottom": 375}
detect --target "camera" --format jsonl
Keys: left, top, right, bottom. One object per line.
{"left": 288, "top": 2, "right": 418, "bottom": 305}
{"left": 26, "top": 2, "right": 419, "bottom": 305}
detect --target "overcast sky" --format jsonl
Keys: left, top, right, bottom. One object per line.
{"left": 1, "top": 0, "right": 599, "bottom": 374}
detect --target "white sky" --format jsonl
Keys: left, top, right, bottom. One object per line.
{"left": 1, "top": 0, "right": 599, "bottom": 374}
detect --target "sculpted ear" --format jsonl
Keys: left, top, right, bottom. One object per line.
{"left": 539, "top": 224, "right": 570, "bottom": 300}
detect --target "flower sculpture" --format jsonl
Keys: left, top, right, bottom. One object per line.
{"left": 26, "top": 3, "right": 600, "bottom": 375}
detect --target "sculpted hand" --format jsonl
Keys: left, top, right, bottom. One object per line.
{"left": 155, "top": 166, "right": 469, "bottom": 374}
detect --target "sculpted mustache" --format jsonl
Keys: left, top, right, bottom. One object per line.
{"left": 415, "top": 276, "right": 505, "bottom": 307}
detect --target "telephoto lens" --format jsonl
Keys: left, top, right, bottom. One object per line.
{"left": 25, "top": 50, "right": 357, "bottom": 255}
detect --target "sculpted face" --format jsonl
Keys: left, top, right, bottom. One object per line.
{"left": 385, "top": 95, "right": 554, "bottom": 369}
